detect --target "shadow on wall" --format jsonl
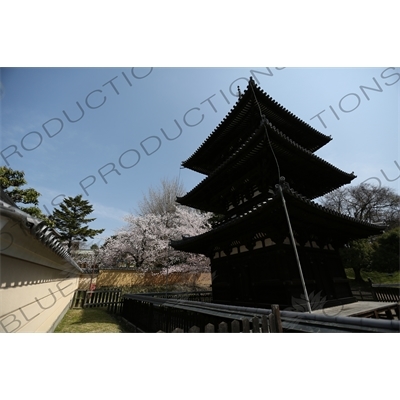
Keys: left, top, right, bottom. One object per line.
{"left": 78, "top": 275, "right": 98, "bottom": 290}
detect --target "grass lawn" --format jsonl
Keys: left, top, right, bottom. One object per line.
{"left": 55, "top": 308, "right": 125, "bottom": 333}
{"left": 345, "top": 268, "right": 400, "bottom": 285}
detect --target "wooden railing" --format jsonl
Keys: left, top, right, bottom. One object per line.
{"left": 122, "top": 295, "right": 283, "bottom": 333}
{"left": 71, "top": 288, "right": 122, "bottom": 313}
{"left": 121, "top": 294, "right": 400, "bottom": 333}
{"left": 160, "top": 309, "right": 283, "bottom": 333}
{"left": 371, "top": 284, "right": 400, "bottom": 302}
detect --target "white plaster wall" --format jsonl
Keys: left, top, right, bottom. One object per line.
{"left": 0, "top": 255, "right": 79, "bottom": 333}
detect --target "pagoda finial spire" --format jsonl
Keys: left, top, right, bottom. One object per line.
{"left": 237, "top": 86, "right": 242, "bottom": 99}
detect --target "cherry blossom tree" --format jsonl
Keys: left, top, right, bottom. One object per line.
{"left": 100, "top": 214, "right": 168, "bottom": 270}
{"left": 99, "top": 206, "right": 212, "bottom": 273}
{"left": 167, "top": 206, "right": 212, "bottom": 273}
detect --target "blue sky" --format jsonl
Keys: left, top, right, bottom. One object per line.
{"left": 1, "top": 67, "right": 399, "bottom": 243}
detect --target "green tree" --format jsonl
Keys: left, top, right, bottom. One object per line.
{"left": 0, "top": 166, "right": 51, "bottom": 221}
{"left": 52, "top": 194, "right": 104, "bottom": 253}
{"left": 370, "top": 228, "right": 400, "bottom": 273}
{"left": 322, "top": 183, "right": 400, "bottom": 281}
{"left": 339, "top": 239, "right": 374, "bottom": 282}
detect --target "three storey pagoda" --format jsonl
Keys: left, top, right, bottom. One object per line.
{"left": 171, "top": 78, "right": 383, "bottom": 309}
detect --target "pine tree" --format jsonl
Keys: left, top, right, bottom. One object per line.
{"left": 52, "top": 195, "right": 104, "bottom": 252}
{"left": 0, "top": 166, "right": 50, "bottom": 221}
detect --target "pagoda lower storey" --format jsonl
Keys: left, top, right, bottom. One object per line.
{"left": 211, "top": 243, "right": 355, "bottom": 309}
{"left": 172, "top": 188, "right": 383, "bottom": 310}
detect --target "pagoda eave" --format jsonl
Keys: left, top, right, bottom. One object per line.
{"left": 182, "top": 77, "right": 332, "bottom": 174}
{"left": 171, "top": 189, "right": 384, "bottom": 255}
{"left": 177, "top": 121, "right": 355, "bottom": 214}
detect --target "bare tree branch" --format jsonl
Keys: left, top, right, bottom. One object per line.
{"left": 136, "top": 176, "right": 185, "bottom": 217}
{"left": 321, "top": 183, "right": 400, "bottom": 229}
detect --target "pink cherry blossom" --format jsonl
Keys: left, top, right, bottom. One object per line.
{"left": 98, "top": 206, "right": 212, "bottom": 273}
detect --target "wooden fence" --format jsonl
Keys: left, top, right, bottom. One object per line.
{"left": 122, "top": 294, "right": 283, "bottom": 333}
{"left": 159, "top": 306, "right": 283, "bottom": 333}
{"left": 71, "top": 288, "right": 122, "bottom": 313}
{"left": 122, "top": 293, "right": 400, "bottom": 333}
{"left": 371, "top": 284, "right": 400, "bottom": 303}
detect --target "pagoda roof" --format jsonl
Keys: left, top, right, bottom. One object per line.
{"left": 182, "top": 77, "right": 332, "bottom": 175}
{"left": 177, "top": 119, "right": 355, "bottom": 213}
{"left": 171, "top": 187, "right": 384, "bottom": 255}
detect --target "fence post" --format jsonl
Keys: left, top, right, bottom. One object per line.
{"left": 231, "top": 320, "right": 240, "bottom": 333}
{"left": 83, "top": 291, "right": 89, "bottom": 308}
{"left": 261, "top": 315, "right": 269, "bottom": 333}
{"left": 271, "top": 304, "right": 283, "bottom": 333}
{"left": 205, "top": 323, "right": 215, "bottom": 333}
{"left": 252, "top": 316, "right": 260, "bottom": 333}
{"left": 218, "top": 322, "right": 228, "bottom": 333}
{"left": 268, "top": 313, "right": 276, "bottom": 332}
{"left": 71, "top": 290, "right": 87, "bottom": 308}
{"left": 242, "top": 318, "right": 250, "bottom": 333}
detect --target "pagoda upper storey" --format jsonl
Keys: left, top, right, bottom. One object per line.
{"left": 177, "top": 119, "right": 355, "bottom": 217}
{"left": 182, "top": 78, "right": 332, "bottom": 176}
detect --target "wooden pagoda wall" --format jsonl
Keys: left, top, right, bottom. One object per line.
{"left": 210, "top": 244, "right": 355, "bottom": 309}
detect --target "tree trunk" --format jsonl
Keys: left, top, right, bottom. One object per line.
{"left": 353, "top": 267, "right": 364, "bottom": 283}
